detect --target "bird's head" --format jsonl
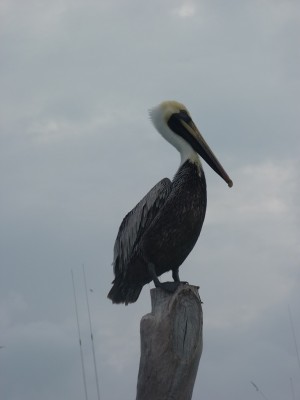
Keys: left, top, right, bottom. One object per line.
{"left": 149, "top": 100, "right": 233, "bottom": 188}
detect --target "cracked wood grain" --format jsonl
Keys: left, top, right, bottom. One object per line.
{"left": 136, "top": 284, "right": 203, "bottom": 400}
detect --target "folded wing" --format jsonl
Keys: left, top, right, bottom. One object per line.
{"left": 113, "top": 178, "right": 172, "bottom": 277}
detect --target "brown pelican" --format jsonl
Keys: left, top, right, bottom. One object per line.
{"left": 108, "top": 101, "right": 233, "bottom": 305}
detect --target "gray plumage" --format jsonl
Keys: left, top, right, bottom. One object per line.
{"left": 108, "top": 161, "right": 206, "bottom": 304}
{"left": 113, "top": 178, "right": 171, "bottom": 278}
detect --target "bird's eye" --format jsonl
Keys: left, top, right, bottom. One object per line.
{"left": 179, "top": 110, "right": 192, "bottom": 123}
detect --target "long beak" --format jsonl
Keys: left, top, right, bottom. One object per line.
{"left": 169, "top": 113, "right": 233, "bottom": 187}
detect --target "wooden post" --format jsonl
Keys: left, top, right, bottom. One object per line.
{"left": 136, "top": 284, "right": 203, "bottom": 400}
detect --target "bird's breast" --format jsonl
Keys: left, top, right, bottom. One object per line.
{"left": 142, "top": 161, "right": 207, "bottom": 273}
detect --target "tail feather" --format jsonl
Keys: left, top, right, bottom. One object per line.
{"left": 107, "top": 277, "right": 143, "bottom": 305}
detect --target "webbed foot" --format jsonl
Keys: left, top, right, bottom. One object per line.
{"left": 148, "top": 263, "right": 189, "bottom": 294}
{"left": 158, "top": 281, "right": 181, "bottom": 293}
{"left": 179, "top": 281, "right": 189, "bottom": 285}
{"left": 156, "top": 281, "right": 189, "bottom": 293}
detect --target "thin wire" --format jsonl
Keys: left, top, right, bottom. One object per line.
{"left": 82, "top": 264, "right": 101, "bottom": 400}
{"left": 71, "top": 270, "right": 89, "bottom": 400}
{"left": 250, "top": 381, "right": 270, "bottom": 400}
{"left": 290, "top": 377, "right": 295, "bottom": 400}
{"left": 288, "top": 305, "right": 300, "bottom": 377}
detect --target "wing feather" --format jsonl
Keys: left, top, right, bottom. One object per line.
{"left": 113, "top": 178, "right": 172, "bottom": 276}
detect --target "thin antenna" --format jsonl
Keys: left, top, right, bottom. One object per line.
{"left": 71, "top": 269, "right": 89, "bottom": 400}
{"left": 250, "top": 381, "right": 270, "bottom": 400}
{"left": 82, "top": 264, "right": 101, "bottom": 400}
{"left": 288, "top": 305, "right": 300, "bottom": 377}
{"left": 290, "top": 377, "right": 295, "bottom": 400}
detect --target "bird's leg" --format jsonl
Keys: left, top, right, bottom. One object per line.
{"left": 172, "top": 268, "right": 189, "bottom": 285}
{"left": 172, "top": 268, "right": 180, "bottom": 282}
{"left": 148, "top": 263, "right": 180, "bottom": 293}
{"left": 147, "top": 263, "right": 162, "bottom": 288}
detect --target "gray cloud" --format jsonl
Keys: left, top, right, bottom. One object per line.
{"left": 1, "top": 0, "right": 300, "bottom": 399}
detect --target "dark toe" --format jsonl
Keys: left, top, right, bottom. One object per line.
{"left": 159, "top": 281, "right": 181, "bottom": 293}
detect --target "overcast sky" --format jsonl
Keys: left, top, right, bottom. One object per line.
{"left": 1, "top": 0, "right": 300, "bottom": 399}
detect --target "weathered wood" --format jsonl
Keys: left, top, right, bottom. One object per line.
{"left": 136, "top": 284, "right": 203, "bottom": 400}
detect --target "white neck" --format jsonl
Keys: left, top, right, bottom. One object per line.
{"left": 179, "top": 142, "right": 201, "bottom": 167}
{"left": 149, "top": 104, "right": 201, "bottom": 168}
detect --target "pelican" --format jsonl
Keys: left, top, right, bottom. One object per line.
{"left": 108, "top": 101, "right": 232, "bottom": 305}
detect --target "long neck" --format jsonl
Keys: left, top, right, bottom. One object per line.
{"left": 173, "top": 159, "right": 206, "bottom": 190}
{"left": 179, "top": 144, "right": 201, "bottom": 168}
